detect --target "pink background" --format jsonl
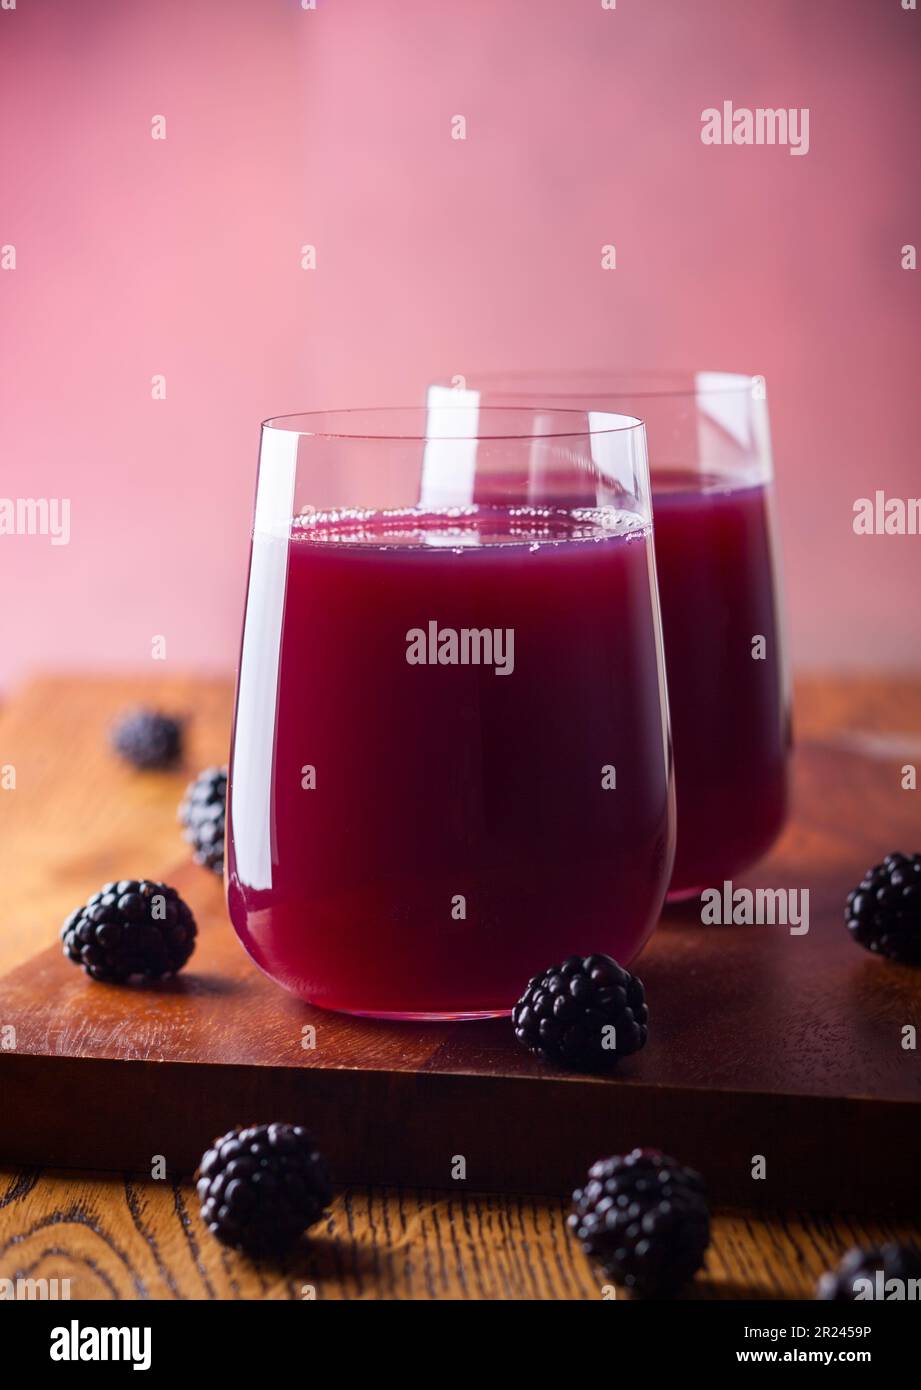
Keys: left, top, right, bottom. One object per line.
{"left": 1, "top": 0, "right": 919, "bottom": 687}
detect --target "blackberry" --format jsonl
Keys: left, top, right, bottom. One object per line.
{"left": 61, "top": 880, "right": 196, "bottom": 982}
{"left": 512, "top": 953, "right": 647, "bottom": 1069}
{"left": 196, "top": 1123, "right": 332, "bottom": 1255}
{"left": 569, "top": 1149, "right": 710, "bottom": 1297}
{"left": 845, "top": 852, "right": 921, "bottom": 964}
{"left": 179, "top": 766, "right": 227, "bottom": 875}
{"left": 112, "top": 709, "right": 183, "bottom": 769}
{"left": 817, "top": 1243, "right": 921, "bottom": 1300}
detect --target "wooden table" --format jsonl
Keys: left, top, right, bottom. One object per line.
{"left": 1, "top": 674, "right": 920, "bottom": 1300}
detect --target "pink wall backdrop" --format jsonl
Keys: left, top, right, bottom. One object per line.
{"left": 1, "top": 0, "right": 919, "bottom": 686}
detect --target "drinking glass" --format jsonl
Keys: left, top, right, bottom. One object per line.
{"left": 226, "top": 405, "right": 675, "bottom": 1018}
{"left": 452, "top": 373, "right": 791, "bottom": 900}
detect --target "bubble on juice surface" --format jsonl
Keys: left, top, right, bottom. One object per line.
{"left": 287, "top": 504, "right": 648, "bottom": 549}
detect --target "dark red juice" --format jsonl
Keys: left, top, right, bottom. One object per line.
{"left": 651, "top": 474, "right": 790, "bottom": 896}
{"left": 226, "top": 506, "right": 674, "bottom": 1017}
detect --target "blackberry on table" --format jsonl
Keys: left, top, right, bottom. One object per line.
{"left": 179, "top": 766, "right": 227, "bottom": 875}
{"left": 569, "top": 1148, "right": 710, "bottom": 1297}
{"left": 845, "top": 852, "right": 921, "bottom": 964}
{"left": 196, "top": 1122, "right": 332, "bottom": 1255}
{"left": 60, "top": 879, "right": 196, "bottom": 982}
{"left": 512, "top": 953, "right": 648, "bottom": 1069}
{"left": 111, "top": 709, "right": 183, "bottom": 770}
{"left": 817, "top": 1243, "right": 921, "bottom": 1300}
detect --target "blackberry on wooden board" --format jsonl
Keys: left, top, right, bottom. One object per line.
{"left": 512, "top": 953, "right": 647, "bottom": 1068}
{"left": 846, "top": 852, "right": 921, "bottom": 964}
{"left": 179, "top": 765, "right": 227, "bottom": 874}
{"left": 111, "top": 709, "right": 183, "bottom": 769}
{"left": 61, "top": 880, "right": 196, "bottom": 982}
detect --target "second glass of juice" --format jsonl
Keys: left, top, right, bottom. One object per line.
{"left": 457, "top": 372, "right": 791, "bottom": 900}
{"left": 226, "top": 406, "right": 675, "bottom": 1018}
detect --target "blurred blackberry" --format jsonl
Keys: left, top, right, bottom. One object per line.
{"left": 817, "top": 1243, "right": 921, "bottom": 1300}
{"left": 179, "top": 766, "right": 227, "bottom": 875}
{"left": 845, "top": 852, "right": 921, "bottom": 964}
{"left": 196, "top": 1122, "right": 332, "bottom": 1255}
{"left": 112, "top": 709, "right": 182, "bottom": 769}
{"left": 512, "top": 953, "right": 647, "bottom": 1069}
{"left": 61, "top": 879, "right": 196, "bottom": 982}
{"left": 569, "top": 1148, "right": 710, "bottom": 1297}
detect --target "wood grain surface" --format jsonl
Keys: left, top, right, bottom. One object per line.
{"left": 2, "top": 1168, "right": 921, "bottom": 1301}
{"left": 1, "top": 674, "right": 921, "bottom": 1299}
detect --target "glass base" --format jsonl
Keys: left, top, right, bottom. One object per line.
{"left": 335, "top": 1006, "right": 513, "bottom": 1023}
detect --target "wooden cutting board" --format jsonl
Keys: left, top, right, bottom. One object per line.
{"left": 1, "top": 676, "right": 919, "bottom": 1209}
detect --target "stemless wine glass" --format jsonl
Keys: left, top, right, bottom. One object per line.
{"left": 226, "top": 405, "right": 675, "bottom": 1019}
{"left": 451, "top": 372, "right": 791, "bottom": 900}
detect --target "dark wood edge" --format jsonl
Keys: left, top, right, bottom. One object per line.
{"left": 1, "top": 1052, "right": 915, "bottom": 1212}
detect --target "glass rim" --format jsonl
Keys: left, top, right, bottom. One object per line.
{"left": 467, "top": 368, "right": 762, "bottom": 399}
{"left": 261, "top": 405, "right": 646, "bottom": 442}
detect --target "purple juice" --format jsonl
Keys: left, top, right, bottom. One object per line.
{"left": 226, "top": 504, "right": 674, "bottom": 1018}
{"left": 652, "top": 473, "right": 790, "bottom": 896}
